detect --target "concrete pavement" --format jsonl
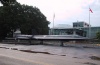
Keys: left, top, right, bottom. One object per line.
{"left": 0, "top": 56, "right": 40, "bottom": 65}
{"left": 0, "top": 45, "right": 100, "bottom": 65}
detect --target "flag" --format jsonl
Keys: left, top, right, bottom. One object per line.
{"left": 89, "top": 8, "right": 93, "bottom": 13}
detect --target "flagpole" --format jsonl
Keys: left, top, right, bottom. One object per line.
{"left": 53, "top": 13, "right": 55, "bottom": 35}
{"left": 89, "top": 6, "right": 90, "bottom": 38}
{"left": 89, "top": 6, "right": 92, "bottom": 39}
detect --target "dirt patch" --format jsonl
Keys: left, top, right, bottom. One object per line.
{"left": 0, "top": 47, "right": 6, "bottom": 48}
{"left": 20, "top": 50, "right": 68, "bottom": 56}
{"left": 60, "top": 55, "right": 66, "bottom": 56}
{"left": 83, "top": 46, "right": 91, "bottom": 48}
{"left": 19, "top": 50, "right": 55, "bottom": 55}
{"left": 0, "top": 47, "right": 9, "bottom": 49}
{"left": 73, "top": 57, "right": 82, "bottom": 59}
{"left": 90, "top": 56, "right": 100, "bottom": 61}
{"left": 11, "top": 48, "right": 18, "bottom": 50}
{"left": 73, "top": 57, "right": 78, "bottom": 58}
{"left": 5, "top": 47, "right": 9, "bottom": 49}
{"left": 83, "top": 62, "right": 97, "bottom": 65}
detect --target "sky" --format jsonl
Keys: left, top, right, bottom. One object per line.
{"left": 13, "top": 0, "right": 100, "bottom": 27}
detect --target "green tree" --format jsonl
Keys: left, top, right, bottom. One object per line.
{"left": 0, "top": 0, "right": 16, "bottom": 6}
{"left": 0, "top": 0, "right": 50, "bottom": 39}
{"left": 96, "top": 32, "right": 100, "bottom": 40}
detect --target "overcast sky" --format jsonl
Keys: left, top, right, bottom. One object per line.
{"left": 14, "top": 0, "right": 100, "bottom": 27}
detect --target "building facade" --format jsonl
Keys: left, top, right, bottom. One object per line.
{"left": 49, "top": 22, "right": 100, "bottom": 38}
{"left": 49, "top": 28, "right": 86, "bottom": 37}
{"left": 80, "top": 27, "right": 100, "bottom": 38}
{"left": 73, "top": 21, "right": 89, "bottom": 27}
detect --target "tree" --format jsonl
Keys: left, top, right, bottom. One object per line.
{"left": 96, "top": 32, "right": 100, "bottom": 40}
{"left": 0, "top": 0, "right": 50, "bottom": 39}
{"left": 0, "top": 0, "right": 16, "bottom": 6}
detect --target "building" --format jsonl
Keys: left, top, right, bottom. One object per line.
{"left": 80, "top": 27, "right": 100, "bottom": 38}
{"left": 49, "top": 27, "right": 86, "bottom": 37}
{"left": 73, "top": 21, "right": 89, "bottom": 27}
{"left": 13, "top": 29, "right": 21, "bottom": 38}
{"left": 49, "top": 21, "right": 100, "bottom": 39}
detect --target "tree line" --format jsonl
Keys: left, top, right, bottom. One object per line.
{"left": 0, "top": 0, "right": 50, "bottom": 39}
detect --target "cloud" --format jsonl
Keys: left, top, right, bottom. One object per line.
{"left": 17, "top": 0, "right": 100, "bottom": 27}
{"left": 95, "top": 0, "right": 100, "bottom": 5}
{"left": 17, "top": 0, "right": 83, "bottom": 20}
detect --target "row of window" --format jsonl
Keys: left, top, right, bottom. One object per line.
{"left": 73, "top": 25, "right": 83, "bottom": 27}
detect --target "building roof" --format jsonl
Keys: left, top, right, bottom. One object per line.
{"left": 52, "top": 24, "right": 72, "bottom": 29}
{"left": 14, "top": 29, "right": 21, "bottom": 34}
